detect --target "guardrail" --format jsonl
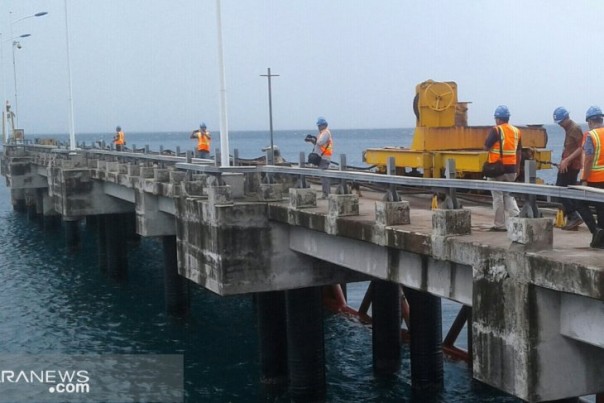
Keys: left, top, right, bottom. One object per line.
{"left": 5, "top": 143, "right": 604, "bottom": 204}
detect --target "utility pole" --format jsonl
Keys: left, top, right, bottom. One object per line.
{"left": 260, "top": 67, "right": 279, "bottom": 164}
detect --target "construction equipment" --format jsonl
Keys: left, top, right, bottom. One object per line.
{"left": 363, "top": 80, "right": 552, "bottom": 179}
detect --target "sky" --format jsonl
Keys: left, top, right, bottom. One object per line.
{"left": 1, "top": 1, "right": 604, "bottom": 135}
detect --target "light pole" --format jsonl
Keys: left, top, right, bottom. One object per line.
{"left": 63, "top": 0, "right": 76, "bottom": 151}
{"left": 260, "top": 67, "right": 279, "bottom": 165}
{"left": 8, "top": 11, "right": 48, "bottom": 129}
{"left": 11, "top": 34, "right": 31, "bottom": 128}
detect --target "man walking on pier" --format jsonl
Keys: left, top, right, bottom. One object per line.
{"left": 553, "top": 107, "right": 584, "bottom": 230}
{"left": 483, "top": 105, "right": 521, "bottom": 231}
{"left": 575, "top": 106, "right": 604, "bottom": 248}
{"left": 113, "top": 126, "right": 125, "bottom": 151}
{"left": 191, "top": 123, "right": 211, "bottom": 159}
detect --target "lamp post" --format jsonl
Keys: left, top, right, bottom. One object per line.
{"left": 8, "top": 11, "right": 48, "bottom": 128}
{"left": 11, "top": 34, "right": 31, "bottom": 128}
{"left": 260, "top": 67, "right": 279, "bottom": 165}
{"left": 63, "top": 0, "right": 76, "bottom": 151}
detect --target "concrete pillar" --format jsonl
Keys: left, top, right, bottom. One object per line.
{"left": 11, "top": 189, "right": 25, "bottom": 212}
{"left": 256, "top": 291, "right": 288, "bottom": 391}
{"left": 104, "top": 213, "right": 128, "bottom": 280}
{"left": 63, "top": 217, "right": 81, "bottom": 251}
{"left": 372, "top": 279, "right": 401, "bottom": 375}
{"left": 286, "top": 286, "right": 326, "bottom": 402}
{"left": 404, "top": 286, "right": 444, "bottom": 390}
{"left": 162, "top": 236, "right": 189, "bottom": 316}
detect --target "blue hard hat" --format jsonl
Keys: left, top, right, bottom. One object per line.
{"left": 200, "top": 122, "right": 207, "bottom": 129}
{"left": 494, "top": 105, "right": 510, "bottom": 119}
{"left": 316, "top": 117, "right": 328, "bottom": 126}
{"left": 116, "top": 126, "right": 121, "bottom": 131}
{"left": 553, "top": 107, "right": 569, "bottom": 124}
{"left": 585, "top": 106, "right": 603, "bottom": 121}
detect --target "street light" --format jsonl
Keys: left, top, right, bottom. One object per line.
{"left": 8, "top": 11, "right": 48, "bottom": 128}
{"left": 11, "top": 34, "right": 31, "bottom": 128}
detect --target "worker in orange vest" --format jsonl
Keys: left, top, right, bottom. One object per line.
{"left": 483, "top": 105, "right": 521, "bottom": 232}
{"left": 190, "top": 123, "right": 211, "bottom": 159}
{"left": 575, "top": 106, "right": 604, "bottom": 248}
{"left": 314, "top": 117, "right": 333, "bottom": 198}
{"left": 113, "top": 126, "right": 125, "bottom": 151}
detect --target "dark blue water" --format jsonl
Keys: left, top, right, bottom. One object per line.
{"left": 1, "top": 126, "right": 567, "bottom": 402}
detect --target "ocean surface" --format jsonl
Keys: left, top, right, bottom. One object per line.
{"left": 0, "top": 126, "right": 571, "bottom": 402}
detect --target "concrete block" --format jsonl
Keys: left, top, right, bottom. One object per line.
{"left": 127, "top": 164, "right": 140, "bottom": 176}
{"left": 259, "top": 184, "right": 284, "bottom": 201}
{"left": 170, "top": 171, "right": 186, "bottom": 183}
{"left": 96, "top": 160, "right": 107, "bottom": 171}
{"left": 508, "top": 217, "right": 553, "bottom": 251}
{"left": 140, "top": 166, "right": 155, "bottom": 178}
{"left": 118, "top": 164, "right": 128, "bottom": 174}
{"left": 87, "top": 158, "right": 98, "bottom": 169}
{"left": 375, "top": 201, "right": 410, "bottom": 226}
{"left": 222, "top": 173, "right": 245, "bottom": 198}
{"left": 328, "top": 194, "right": 359, "bottom": 217}
{"left": 207, "top": 185, "right": 232, "bottom": 206}
{"left": 288, "top": 188, "right": 316, "bottom": 209}
{"left": 183, "top": 181, "right": 205, "bottom": 197}
{"left": 432, "top": 208, "right": 471, "bottom": 236}
{"left": 106, "top": 161, "right": 119, "bottom": 173}
{"left": 154, "top": 168, "right": 170, "bottom": 182}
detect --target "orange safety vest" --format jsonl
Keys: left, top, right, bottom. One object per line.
{"left": 114, "top": 131, "right": 125, "bottom": 145}
{"left": 196, "top": 130, "right": 211, "bottom": 152}
{"left": 586, "top": 128, "right": 604, "bottom": 182}
{"left": 318, "top": 128, "right": 333, "bottom": 157}
{"left": 487, "top": 124, "right": 520, "bottom": 165}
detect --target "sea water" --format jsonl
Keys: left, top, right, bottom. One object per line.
{"left": 0, "top": 125, "right": 569, "bottom": 402}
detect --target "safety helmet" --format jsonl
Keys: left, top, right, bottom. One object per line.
{"left": 316, "top": 117, "right": 328, "bottom": 126}
{"left": 200, "top": 122, "right": 207, "bottom": 129}
{"left": 116, "top": 126, "right": 121, "bottom": 131}
{"left": 585, "top": 106, "right": 603, "bottom": 121}
{"left": 493, "top": 105, "right": 510, "bottom": 119}
{"left": 553, "top": 107, "right": 569, "bottom": 124}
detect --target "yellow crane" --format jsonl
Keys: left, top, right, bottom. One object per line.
{"left": 363, "top": 80, "right": 551, "bottom": 179}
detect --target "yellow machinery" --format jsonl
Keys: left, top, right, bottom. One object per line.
{"left": 363, "top": 80, "right": 552, "bottom": 178}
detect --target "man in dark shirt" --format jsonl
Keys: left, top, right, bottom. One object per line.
{"left": 553, "top": 107, "right": 584, "bottom": 230}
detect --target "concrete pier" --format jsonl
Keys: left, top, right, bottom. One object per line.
{"left": 3, "top": 144, "right": 604, "bottom": 402}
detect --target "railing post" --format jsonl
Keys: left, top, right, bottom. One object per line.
{"left": 444, "top": 159, "right": 459, "bottom": 209}
{"left": 297, "top": 152, "right": 307, "bottom": 188}
{"left": 520, "top": 159, "right": 539, "bottom": 218}
{"left": 386, "top": 157, "right": 400, "bottom": 202}
{"left": 338, "top": 154, "right": 348, "bottom": 194}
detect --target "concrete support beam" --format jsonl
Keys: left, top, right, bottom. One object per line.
{"left": 256, "top": 291, "right": 288, "bottom": 390}
{"left": 176, "top": 198, "right": 364, "bottom": 295}
{"left": 52, "top": 168, "right": 133, "bottom": 216}
{"left": 104, "top": 213, "right": 129, "bottom": 280}
{"left": 135, "top": 190, "right": 176, "bottom": 236}
{"left": 372, "top": 279, "right": 401, "bottom": 375}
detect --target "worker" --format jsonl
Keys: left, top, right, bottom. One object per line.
{"left": 113, "top": 126, "right": 125, "bottom": 151}
{"left": 190, "top": 123, "right": 211, "bottom": 159}
{"left": 574, "top": 106, "right": 604, "bottom": 248}
{"left": 483, "top": 105, "right": 521, "bottom": 232}
{"left": 552, "top": 107, "right": 584, "bottom": 230}
{"left": 314, "top": 117, "right": 333, "bottom": 199}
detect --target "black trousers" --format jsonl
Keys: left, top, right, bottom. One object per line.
{"left": 575, "top": 181, "right": 604, "bottom": 234}
{"left": 555, "top": 168, "right": 580, "bottom": 215}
